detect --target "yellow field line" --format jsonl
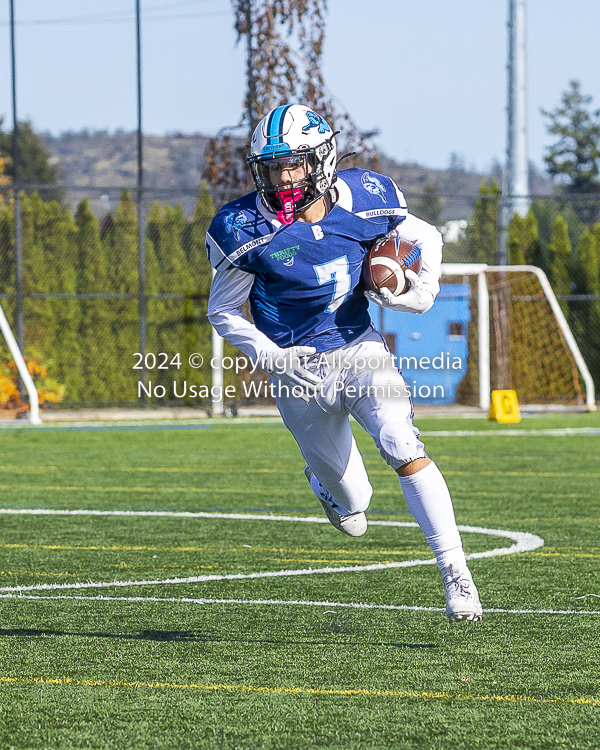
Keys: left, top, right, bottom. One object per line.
{"left": 2, "top": 466, "right": 600, "bottom": 478}
{"left": 533, "top": 552, "right": 600, "bottom": 560}
{"left": 268, "top": 558, "right": 397, "bottom": 565}
{"left": 0, "top": 466, "right": 289, "bottom": 475}
{"left": 0, "top": 676, "right": 598, "bottom": 707}
{"left": 0, "top": 485, "right": 265, "bottom": 494}
{"left": 442, "top": 470, "right": 600, "bottom": 478}
{"left": 0, "top": 570, "right": 77, "bottom": 578}
{"left": 0, "top": 542, "right": 429, "bottom": 556}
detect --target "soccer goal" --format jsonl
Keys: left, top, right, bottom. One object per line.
{"left": 0, "top": 301, "right": 42, "bottom": 425}
{"left": 439, "top": 264, "right": 596, "bottom": 411}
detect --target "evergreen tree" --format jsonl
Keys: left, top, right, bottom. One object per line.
{"left": 531, "top": 197, "right": 586, "bottom": 270}
{"left": 0, "top": 202, "right": 15, "bottom": 360}
{"left": 574, "top": 228, "right": 600, "bottom": 296}
{"left": 593, "top": 222, "right": 600, "bottom": 262}
{"left": 548, "top": 214, "right": 572, "bottom": 315}
{"left": 0, "top": 156, "right": 12, "bottom": 316}
{"left": 42, "top": 201, "right": 81, "bottom": 400}
{"left": 75, "top": 199, "right": 114, "bottom": 402}
{"left": 19, "top": 193, "right": 52, "bottom": 363}
{"left": 181, "top": 188, "right": 216, "bottom": 396}
{"left": 573, "top": 228, "right": 600, "bottom": 388}
{"left": 0, "top": 154, "right": 10, "bottom": 206}
{"left": 105, "top": 191, "right": 139, "bottom": 294}
{"left": 0, "top": 204, "right": 14, "bottom": 293}
{"left": 159, "top": 204, "right": 192, "bottom": 294}
{"left": 184, "top": 188, "right": 215, "bottom": 295}
{"left": 0, "top": 119, "right": 61, "bottom": 200}
{"left": 101, "top": 190, "right": 140, "bottom": 402}
{"left": 148, "top": 203, "right": 195, "bottom": 399}
{"left": 542, "top": 81, "right": 600, "bottom": 194}
{"left": 508, "top": 214, "right": 527, "bottom": 265}
{"left": 508, "top": 209, "right": 543, "bottom": 267}
{"left": 466, "top": 180, "right": 500, "bottom": 263}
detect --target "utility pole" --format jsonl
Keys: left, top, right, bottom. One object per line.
{"left": 501, "top": 0, "right": 529, "bottom": 264}
{"left": 136, "top": 0, "right": 147, "bottom": 406}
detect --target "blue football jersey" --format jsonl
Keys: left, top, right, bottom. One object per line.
{"left": 206, "top": 168, "right": 408, "bottom": 351}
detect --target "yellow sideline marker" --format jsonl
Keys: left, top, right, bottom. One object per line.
{"left": 1, "top": 676, "right": 599, "bottom": 708}
{"left": 489, "top": 390, "right": 521, "bottom": 423}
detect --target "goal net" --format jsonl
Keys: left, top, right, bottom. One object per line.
{"left": 439, "top": 264, "right": 594, "bottom": 410}
{"left": 213, "top": 263, "right": 595, "bottom": 414}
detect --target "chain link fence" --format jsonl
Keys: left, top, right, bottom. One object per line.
{"left": 0, "top": 184, "right": 599, "bottom": 413}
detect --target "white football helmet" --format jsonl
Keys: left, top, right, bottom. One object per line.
{"left": 247, "top": 104, "right": 337, "bottom": 223}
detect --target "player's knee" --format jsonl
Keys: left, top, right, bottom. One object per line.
{"left": 378, "top": 423, "right": 421, "bottom": 466}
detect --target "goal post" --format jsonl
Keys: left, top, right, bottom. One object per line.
{"left": 0, "top": 301, "right": 42, "bottom": 425}
{"left": 441, "top": 263, "right": 596, "bottom": 411}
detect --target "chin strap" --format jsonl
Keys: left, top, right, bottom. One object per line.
{"left": 275, "top": 187, "right": 303, "bottom": 225}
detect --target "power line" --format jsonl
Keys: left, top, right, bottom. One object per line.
{"left": 0, "top": 8, "right": 229, "bottom": 27}
{"left": 0, "top": 0, "right": 220, "bottom": 23}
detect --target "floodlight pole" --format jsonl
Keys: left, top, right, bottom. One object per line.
{"left": 136, "top": 0, "right": 147, "bottom": 405}
{"left": 9, "top": 0, "right": 24, "bottom": 362}
{"left": 501, "top": 0, "right": 529, "bottom": 264}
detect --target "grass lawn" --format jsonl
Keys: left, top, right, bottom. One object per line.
{"left": 0, "top": 412, "right": 598, "bottom": 749}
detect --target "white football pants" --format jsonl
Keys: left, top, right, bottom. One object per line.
{"left": 275, "top": 328, "right": 428, "bottom": 515}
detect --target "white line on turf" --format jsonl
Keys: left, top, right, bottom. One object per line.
{"left": 0, "top": 593, "right": 597, "bottom": 617}
{"left": 3, "top": 420, "right": 599, "bottom": 437}
{"left": 0, "top": 509, "right": 543, "bottom": 594}
{"left": 421, "top": 427, "right": 600, "bottom": 437}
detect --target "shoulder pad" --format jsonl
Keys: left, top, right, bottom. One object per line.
{"left": 337, "top": 168, "right": 408, "bottom": 222}
{"left": 206, "top": 192, "right": 276, "bottom": 270}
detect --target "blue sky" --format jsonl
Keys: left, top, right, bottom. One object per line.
{"left": 1, "top": 0, "right": 599, "bottom": 173}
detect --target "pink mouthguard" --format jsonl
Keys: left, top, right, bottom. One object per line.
{"left": 275, "top": 188, "right": 303, "bottom": 225}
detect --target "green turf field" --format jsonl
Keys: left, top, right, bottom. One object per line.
{"left": 0, "top": 413, "right": 599, "bottom": 749}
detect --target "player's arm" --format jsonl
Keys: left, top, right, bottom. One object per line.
{"left": 387, "top": 213, "right": 443, "bottom": 301}
{"left": 368, "top": 189, "right": 443, "bottom": 313}
{"left": 207, "top": 265, "right": 322, "bottom": 401}
{"left": 207, "top": 264, "right": 278, "bottom": 362}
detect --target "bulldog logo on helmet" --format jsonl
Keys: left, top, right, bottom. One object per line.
{"left": 302, "top": 111, "right": 331, "bottom": 135}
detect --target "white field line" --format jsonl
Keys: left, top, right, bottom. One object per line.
{"left": 420, "top": 427, "right": 600, "bottom": 437}
{"left": 3, "top": 420, "right": 600, "bottom": 438}
{"left": 0, "top": 509, "right": 543, "bottom": 594}
{"left": 0, "top": 593, "right": 597, "bottom": 617}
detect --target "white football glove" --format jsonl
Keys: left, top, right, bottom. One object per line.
{"left": 365, "top": 270, "right": 434, "bottom": 314}
{"left": 262, "top": 346, "right": 322, "bottom": 402}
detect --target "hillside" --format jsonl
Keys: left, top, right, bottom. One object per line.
{"left": 42, "top": 130, "right": 211, "bottom": 190}
{"left": 41, "top": 129, "right": 552, "bottom": 220}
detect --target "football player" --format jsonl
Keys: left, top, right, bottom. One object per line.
{"left": 206, "top": 104, "right": 482, "bottom": 621}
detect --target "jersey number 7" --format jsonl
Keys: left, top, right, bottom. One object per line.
{"left": 314, "top": 256, "right": 351, "bottom": 313}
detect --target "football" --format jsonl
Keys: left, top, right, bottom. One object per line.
{"left": 362, "top": 237, "right": 422, "bottom": 296}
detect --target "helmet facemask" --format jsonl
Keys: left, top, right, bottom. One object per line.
{"left": 248, "top": 136, "right": 336, "bottom": 225}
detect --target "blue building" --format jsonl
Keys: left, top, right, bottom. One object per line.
{"left": 370, "top": 283, "right": 471, "bottom": 404}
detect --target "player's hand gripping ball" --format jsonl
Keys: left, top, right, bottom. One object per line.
{"left": 361, "top": 237, "right": 423, "bottom": 296}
